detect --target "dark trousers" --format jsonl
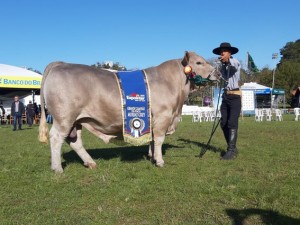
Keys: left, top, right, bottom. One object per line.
{"left": 220, "top": 94, "right": 241, "bottom": 131}
{"left": 27, "top": 115, "right": 34, "bottom": 126}
{"left": 13, "top": 112, "right": 22, "bottom": 129}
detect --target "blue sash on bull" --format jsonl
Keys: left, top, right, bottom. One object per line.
{"left": 115, "top": 70, "right": 152, "bottom": 146}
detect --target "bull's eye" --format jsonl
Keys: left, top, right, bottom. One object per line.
{"left": 196, "top": 62, "right": 202, "bottom": 65}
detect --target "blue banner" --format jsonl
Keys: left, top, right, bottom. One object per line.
{"left": 116, "top": 70, "right": 151, "bottom": 145}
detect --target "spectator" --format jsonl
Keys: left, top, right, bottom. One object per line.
{"left": 46, "top": 113, "right": 53, "bottom": 124}
{"left": 0, "top": 102, "right": 5, "bottom": 115}
{"left": 26, "top": 100, "right": 35, "bottom": 127}
{"left": 0, "top": 102, "right": 5, "bottom": 125}
{"left": 33, "top": 102, "right": 39, "bottom": 117}
{"left": 11, "top": 95, "right": 25, "bottom": 131}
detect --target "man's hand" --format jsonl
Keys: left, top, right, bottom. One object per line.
{"left": 219, "top": 50, "right": 231, "bottom": 63}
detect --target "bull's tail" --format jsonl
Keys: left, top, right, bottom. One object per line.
{"left": 38, "top": 102, "right": 48, "bottom": 143}
{"left": 38, "top": 62, "right": 63, "bottom": 143}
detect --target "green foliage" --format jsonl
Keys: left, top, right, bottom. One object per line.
{"left": 27, "top": 67, "right": 42, "bottom": 74}
{"left": 91, "top": 62, "right": 127, "bottom": 71}
{"left": 280, "top": 39, "right": 300, "bottom": 63}
{"left": 255, "top": 67, "right": 273, "bottom": 87}
{"left": 0, "top": 117, "right": 299, "bottom": 224}
{"left": 240, "top": 68, "right": 256, "bottom": 84}
{"left": 275, "top": 39, "right": 300, "bottom": 103}
{"left": 186, "top": 86, "right": 212, "bottom": 105}
{"left": 277, "top": 61, "right": 300, "bottom": 89}
{"left": 247, "top": 39, "right": 300, "bottom": 106}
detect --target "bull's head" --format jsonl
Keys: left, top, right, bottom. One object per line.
{"left": 181, "top": 51, "right": 221, "bottom": 86}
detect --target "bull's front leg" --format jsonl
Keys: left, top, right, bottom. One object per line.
{"left": 152, "top": 136, "right": 165, "bottom": 167}
{"left": 49, "top": 127, "right": 65, "bottom": 173}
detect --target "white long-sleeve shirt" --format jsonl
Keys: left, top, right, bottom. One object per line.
{"left": 221, "top": 57, "right": 241, "bottom": 90}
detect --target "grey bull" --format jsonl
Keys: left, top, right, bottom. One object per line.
{"left": 39, "top": 51, "right": 220, "bottom": 173}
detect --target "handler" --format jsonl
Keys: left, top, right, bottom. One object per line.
{"left": 213, "top": 42, "right": 241, "bottom": 160}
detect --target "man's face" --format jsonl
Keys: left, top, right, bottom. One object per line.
{"left": 219, "top": 48, "right": 232, "bottom": 63}
{"left": 14, "top": 97, "right": 19, "bottom": 102}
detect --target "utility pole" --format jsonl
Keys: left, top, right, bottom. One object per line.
{"left": 271, "top": 53, "right": 278, "bottom": 109}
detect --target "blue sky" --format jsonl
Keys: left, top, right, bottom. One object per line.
{"left": 1, "top": 0, "right": 299, "bottom": 72}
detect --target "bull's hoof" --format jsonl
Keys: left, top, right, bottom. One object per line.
{"left": 155, "top": 161, "right": 165, "bottom": 168}
{"left": 84, "top": 162, "right": 97, "bottom": 169}
{"left": 52, "top": 167, "right": 64, "bottom": 173}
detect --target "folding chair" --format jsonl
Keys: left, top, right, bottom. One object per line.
{"left": 275, "top": 109, "right": 283, "bottom": 121}
{"left": 192, "top": 111, "right": 200, "bottom": 122}
{"left": 294, "top": 108, "right": 300, "bottom": 121}
{"left": 255, "top": 108, "right": 263, "bottom": 122}
{"left": 265, "top": 108, "right": 272, "bottom": 121}
{"left": 22, "top": 113, "right": 27, "bottom": 124}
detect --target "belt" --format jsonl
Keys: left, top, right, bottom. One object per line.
{"left": 224, "top": 89, "right": 242, "bottom": 96}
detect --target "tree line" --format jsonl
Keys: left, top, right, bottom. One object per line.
{"left": 242, "top": 39, "right": 300, "bottom": 106}
{"left": 28, "top": 39, "right": 298, "bottom": 107}
{"left": 91, "top": 39, "right": 300, "bottom": 107}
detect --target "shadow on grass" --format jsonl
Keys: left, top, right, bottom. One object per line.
{"left": 62, "top": 143, "right": 179, "bottom": 166}
{"left": 226, "top": 208, "right": 300, "bottom": 225}
{"left": 177, "top": 138, "right": 224, "bottom": 157}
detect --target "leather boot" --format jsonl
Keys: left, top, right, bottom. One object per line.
{"left": 221, "top": 129, "right": 238, "bottom": 160}
{"left": 222, "top": 127, "right": 229, "bottom": 144}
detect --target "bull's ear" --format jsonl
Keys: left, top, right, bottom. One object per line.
{"left": 181, "top": 51, "right": 189, "bottom": 67}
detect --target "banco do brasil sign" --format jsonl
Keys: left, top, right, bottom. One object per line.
{"left": 0, "top": 76, "right": 42, "bottom": 89}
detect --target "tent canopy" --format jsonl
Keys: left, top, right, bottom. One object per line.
{"left": 241, "top": 82, "right": 286, "bottom": 109}
{"left": 272, "top": 88, "right": 285, "bottom": 95}
{"left": 242, "top": 82, "right": 285, "bottom": 95}
{"left": 241, "top": 82, "right": 271, "bottom": 94}
{"left": 0, "top": 64, "right": 42, "bottom": 101}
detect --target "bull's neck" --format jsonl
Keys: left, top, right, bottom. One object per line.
{"left": 175, "top": 59, "right": 191, "bottom": 102}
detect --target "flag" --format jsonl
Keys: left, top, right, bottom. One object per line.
{"left": 247, "top": 52, "right": 259, "bottom": 73}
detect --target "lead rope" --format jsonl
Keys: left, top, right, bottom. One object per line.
{"left": 198, "top": 63, "right": 225, "bottom": 158}
{"left": 198, "top": 84, "right": 222, "bottom": 157}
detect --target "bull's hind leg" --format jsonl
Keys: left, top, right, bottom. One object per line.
{"left": 49, "top": 127, "right": 65, "bottom": 173}
{"left": 148, "top": 141, "right": 154, "bottom": 158}
{"left": 67, "top": 126, "right": 96, "bottom": 169}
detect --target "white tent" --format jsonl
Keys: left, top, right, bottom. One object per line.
{"left": 241, "top": 82, "right": 271, "bottom": 94}
{"left": 0, "top": 63, "right": 42, "bottom": 97}
{"left": 241, "top": 82, "right": 286, "bottom": 109}
{"left": 0, "top": 63, "right": 42, "bottom": 110}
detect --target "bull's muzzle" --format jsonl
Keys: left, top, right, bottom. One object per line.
{"left": 184, "top": 66, "right": 220, "bottom": 86}
{"left": 208, "top": 68, "right": 221, "bottom": 81}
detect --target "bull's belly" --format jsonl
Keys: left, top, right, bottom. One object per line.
{"left": 81, "top": 122, "right": 123, "bottom": 144}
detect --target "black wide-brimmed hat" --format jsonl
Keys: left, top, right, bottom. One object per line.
{"left": 213, "top": 42, "right": 239, "bottom": 55}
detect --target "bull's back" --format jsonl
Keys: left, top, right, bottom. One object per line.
{"left": 43, "top": 63, "right": 122, "bottom": 125}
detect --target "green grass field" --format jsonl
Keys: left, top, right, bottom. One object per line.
{"left": 0, "top": 115, "right": 299, "bottom": 225}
